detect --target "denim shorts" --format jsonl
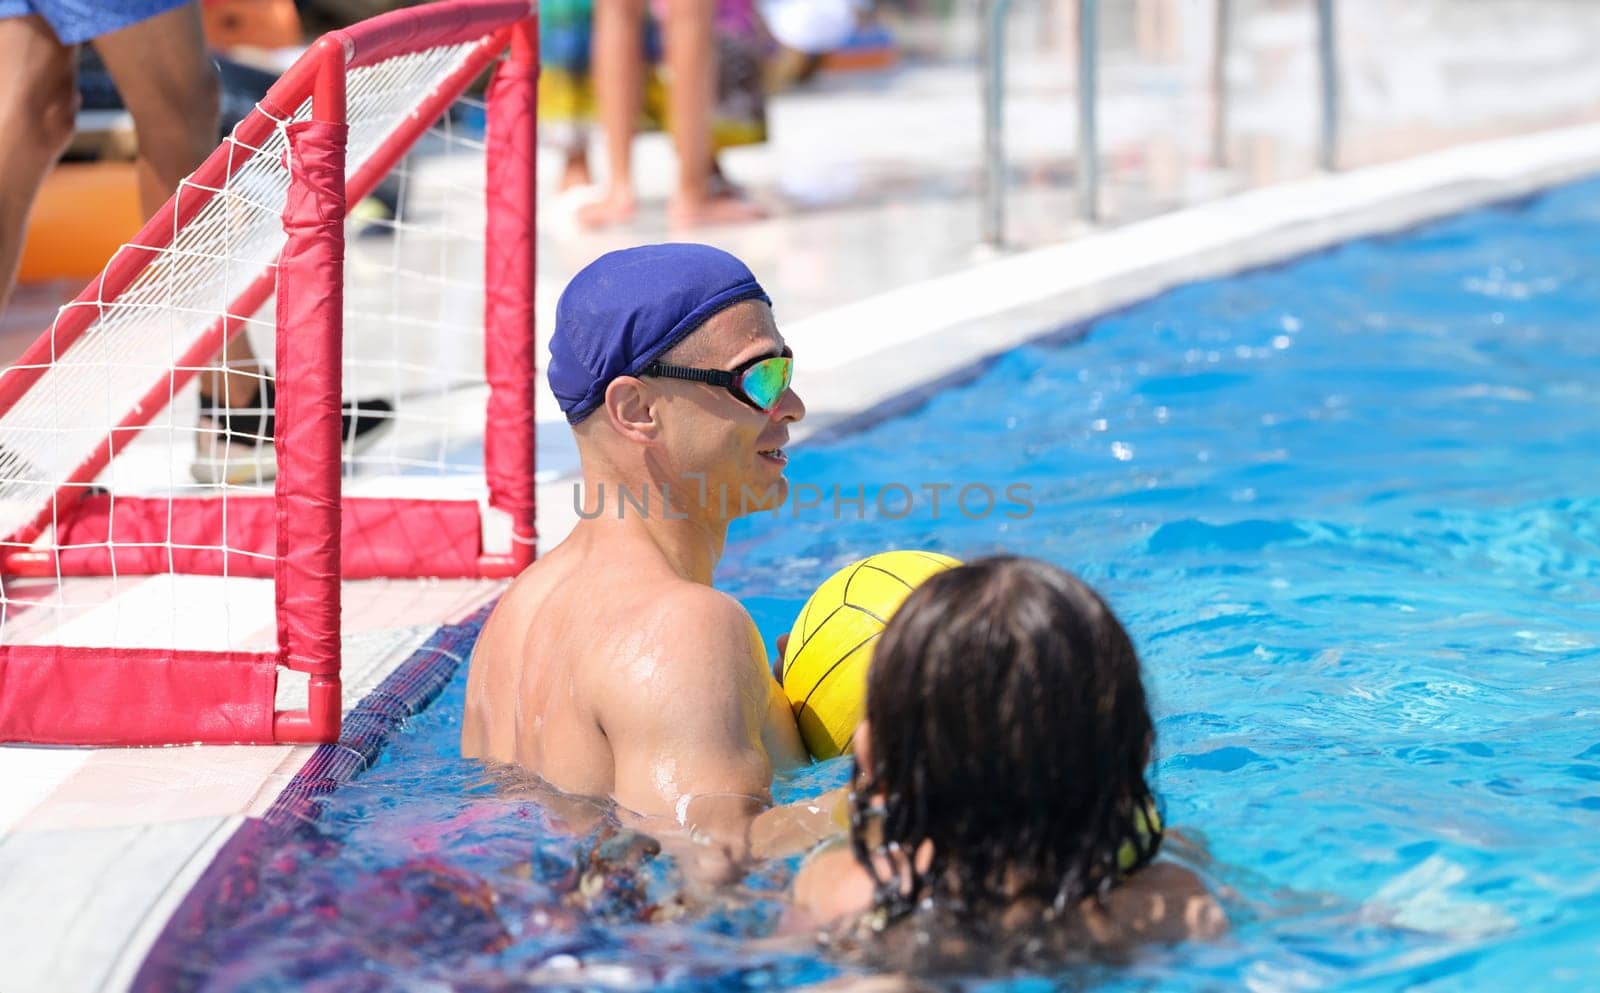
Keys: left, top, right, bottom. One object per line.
{"left": 0, "top": 0, "right": 190, "bottom": 45}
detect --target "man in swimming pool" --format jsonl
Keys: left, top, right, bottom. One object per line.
{"left": 462, "top": 243, "right": 824, "bottom": 866}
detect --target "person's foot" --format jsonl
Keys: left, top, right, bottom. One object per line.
{"left": 667, "top": 192, "right": 769, "bottom": 230}
{"left": 192, "top": 378, "right": 395, "bottom": 485}
{"left": 558, "top": 152, "right": 593, "bottom": 193}
{"left": 706, "top": 160, "right": 745, "bottom": 200}
{"left": 574, "top": 192, "right": 638, "bottom": 231}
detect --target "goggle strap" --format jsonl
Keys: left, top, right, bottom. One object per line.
{"left": 643, "top": 362, "right": 733, "bottom": 387}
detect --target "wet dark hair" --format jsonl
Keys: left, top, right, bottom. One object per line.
{"left": 849, "top": 555, "right": 1160, "bottom": 928}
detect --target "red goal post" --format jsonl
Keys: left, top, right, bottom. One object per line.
{"left": 0, "top": 1, "right": 538, "bottom": 746}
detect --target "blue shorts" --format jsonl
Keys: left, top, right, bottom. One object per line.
{"left": 0, "top": 0, "right": 189, "bottom": 45}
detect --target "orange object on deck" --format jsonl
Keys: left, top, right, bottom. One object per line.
{"left": 16, "top": 162, "right": 143, "bottom": 284}
{"left": 818, "top": 46, "right": 898, "bottom": 72}
{"left": 201, "top": 0, "right": 302, "bottom": 51}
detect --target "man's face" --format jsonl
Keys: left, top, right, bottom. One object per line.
{"left": 651, "top": 300, "right": 804, "bottom": 519}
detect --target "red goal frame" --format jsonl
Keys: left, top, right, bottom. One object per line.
{"left": 0, "top": 0, "right": 538, "bottom": 747}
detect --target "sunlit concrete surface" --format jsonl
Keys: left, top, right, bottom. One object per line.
{"left": 3, "top": 2, "right": 1600, "bottom": 990}
{"left": 0, "top": 580, "right": 500, "bottom": 993}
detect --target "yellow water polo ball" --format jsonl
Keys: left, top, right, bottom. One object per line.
{"left": 782, "top": 550, "right": 962, "bottom": 760}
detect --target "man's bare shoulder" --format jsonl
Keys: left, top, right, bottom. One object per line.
{"left": 653, "top": 582, "right": 754, "bottom": 623}
{"left": 596, "top": 582, "right": 769, "bottom": 749}
{"left": 638, "top": 583, "right": 760, "bottom": 654}
{"left": 629, "top": 581, "right": 810, "bottom": 776}
{"left": 598, "top": 579, "right": 779, "bottom": 822}
{"left": 599, "top": 583, "right": 766, "bottom": 697}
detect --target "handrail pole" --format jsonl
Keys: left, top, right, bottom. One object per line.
{"left": 981, "top": 0, "right": 1014, "bottom": 247}
{"left": 1076, "top": 0, "right": 1099, "bottom": 224}
{"left": 1316, "top": 0, "right": 1339, "bottom": 171}
{"left": 1212, "top": 0, "right": 1230, "bottom": 167}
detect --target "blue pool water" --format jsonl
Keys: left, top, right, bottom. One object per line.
{"left": 148, "top": 179, "right": 1600, "bottom": 991}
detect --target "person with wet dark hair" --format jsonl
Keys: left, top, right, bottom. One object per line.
{"left": 789, "top": 556, "right": 1225, "bottom": 972}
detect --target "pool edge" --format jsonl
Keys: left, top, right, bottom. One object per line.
{"left": 125, "top": 608, "right": 492, "bottom": 993}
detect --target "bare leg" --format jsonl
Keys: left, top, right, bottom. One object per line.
{"left": 579, "top": 0, "right": 644, "bottom": 228}
{"left": 707, "top": 157, "right": 744, "bottom": 199}
{"left": 664, "top": 0, "right": 764, "bottom": 228}
{"left": 0, "top": 16, "right": 79, "bottom": 317}
{"left": 560, "top": 147, "right": 593, "bottom": 192}
{"left": 666, "top": 0, "right": 713, "bottom": 207}
{"left": 92, "top": 3, "right": 252, "bottom": 406}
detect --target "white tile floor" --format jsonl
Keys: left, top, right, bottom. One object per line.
{"left": 5, "top": 3, "right": 1600, "bottom": 986}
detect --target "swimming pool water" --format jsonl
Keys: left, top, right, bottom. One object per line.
{"left": 149, "top": 179, "right": 1600, "bottom": 991}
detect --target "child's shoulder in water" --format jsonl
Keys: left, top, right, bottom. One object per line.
{"left": 1077, "top": 858, "right": 1227, "bottom": 945}
{"left": 788, "top": 840, "right": 1225, "bottom": 949}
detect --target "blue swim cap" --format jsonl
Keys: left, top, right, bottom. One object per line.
{"left": 549, "top": 243, "right": 772, "bottom": 424}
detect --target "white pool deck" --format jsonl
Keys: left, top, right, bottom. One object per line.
{"left": 6, "top": 96, "right": 1600, "bottom": 993}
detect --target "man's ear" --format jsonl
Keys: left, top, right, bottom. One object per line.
{"left": 604, "top": 375, "right": 659, "bottom": 444}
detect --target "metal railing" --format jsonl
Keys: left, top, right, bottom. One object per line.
{"left": 1316, "top": 0, "right": 1340, "bottom": 172}
{"left": 981, "top": 0, "right": 1342, "bottom": 248}
{"left": 979, "top": 0, "right": 1015, "bottom": 245}
{"left": 1076, "top": 0, "right": 1099, "bottom": 225}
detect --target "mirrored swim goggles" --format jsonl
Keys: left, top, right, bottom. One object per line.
{"left": 640, "top": 348, "right": 793, "bottom": 414}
